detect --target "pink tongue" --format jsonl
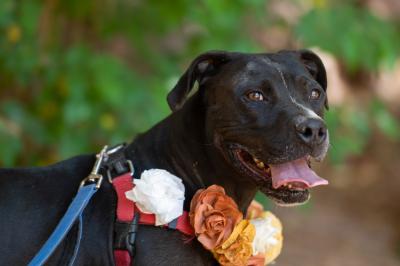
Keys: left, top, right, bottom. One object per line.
{"left": 270, "top": 158, "right": 328, "bottom": 189}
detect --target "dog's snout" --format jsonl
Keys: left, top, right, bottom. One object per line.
{"left": 295, "top": 118, "right": 327, "bottom": 146}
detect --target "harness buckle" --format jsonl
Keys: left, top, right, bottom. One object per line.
{"left": 102, "top": 143, "right": 134, "bottom": 183}
{"left": 79, "top": 145, "right": 108, "bottom": 189}
{"left": 114, "top": 213, "right": 140, "bottom": 257}
{"left": 107, "top": 160, "right": 134, "bottom": 183}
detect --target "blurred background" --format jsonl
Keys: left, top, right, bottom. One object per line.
{"left": 0, "top": 0, "right": 399, "bottom": 265}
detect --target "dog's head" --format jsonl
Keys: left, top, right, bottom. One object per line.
{"left": 168, "top": 50, "right": 329, "bottom": 206}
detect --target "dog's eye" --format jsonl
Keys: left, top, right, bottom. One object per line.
{"left": 310, "top": 89, "right": 321, "bottom": 100}
{"left": 247, "top": 91, "right": 264, "bottom": 101}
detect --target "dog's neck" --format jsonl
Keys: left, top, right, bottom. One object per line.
{"left": 125, "top": 94, "right": 257, "bottom": 213}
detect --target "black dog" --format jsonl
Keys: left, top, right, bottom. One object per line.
{"left": 0, "top": 50, "right": 329, "bottom": 265}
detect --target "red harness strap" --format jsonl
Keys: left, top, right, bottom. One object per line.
{"left": 112, "top": 173, "right": 194, "bottom": 266}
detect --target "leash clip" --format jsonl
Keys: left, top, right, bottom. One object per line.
{"left": 80, "top": 145, "right": 108, "bottom": 189}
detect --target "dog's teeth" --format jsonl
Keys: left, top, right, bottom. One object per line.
{"left": 256, "top": 162, "right": 265, "bottom": 169}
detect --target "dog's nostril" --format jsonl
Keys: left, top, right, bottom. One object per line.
{"left": 318, "top": 127, "right": 326, "bottom": 138}
{"left": 303, "top": 127, "right": 313, "bottom": 138}
{"left": 296, "top": 118, "right": 327, "bottom": 145}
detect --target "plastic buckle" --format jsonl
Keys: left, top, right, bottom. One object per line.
{"left": 114, "top": 213, "right": 140, "bottom": 257}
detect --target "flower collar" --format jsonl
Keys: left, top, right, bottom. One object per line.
{"left": 125, "top": 169, "right": 283, "bottom": 266}
{"left": 189, "top": 185, "right": 283, "bottom": 266}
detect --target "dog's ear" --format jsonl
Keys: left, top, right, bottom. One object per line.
{"left": 298, "top": 50, "right": 329, "bottom": 109}
{"left": 167, "top": 51, "right": 232, "bottom": 111}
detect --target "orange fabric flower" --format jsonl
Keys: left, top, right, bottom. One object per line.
{"left": 189, "top": 185, "right": 243, "bottom": 250}
{"left": 212, "top": 220, "right": 256, "bottom": 266}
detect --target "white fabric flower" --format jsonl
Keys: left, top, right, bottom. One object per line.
{"left": 125, "top": 169, "right": 185, "bottom": 226}
{"left": 250, "top": 212, "right": 283, "bottom": 256}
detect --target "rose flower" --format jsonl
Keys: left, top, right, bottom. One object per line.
{"left": 189, "top": 185, "right": 243, "bottom": 250}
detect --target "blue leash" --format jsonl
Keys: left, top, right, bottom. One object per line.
{"left": 28, "top": 146, "right": 108, "bottom": 266}
{"left": 28, "top": 184, "right": 97, "bottom": 266}
{"left": 68, "top": 213, "right": 83, "bottom": 266}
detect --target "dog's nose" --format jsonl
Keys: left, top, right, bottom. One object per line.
{"left": 295, "top": 118, "right": 327, "bottom": 145}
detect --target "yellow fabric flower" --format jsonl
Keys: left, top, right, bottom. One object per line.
{"left": 212, "top": 220, "right": 256, "bottom": 266}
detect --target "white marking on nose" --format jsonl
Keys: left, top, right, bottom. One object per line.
{"left": 277, "top": 65, "right": 322, "bottom": 120}
{"left": 289, "top": 95, "right": 322, "bottom": 120}
{"left": 263, "top": 57, "right": 322, "bottom": 120}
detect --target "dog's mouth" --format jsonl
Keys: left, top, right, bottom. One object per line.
{"left": 230, "top": 147, "right": 328, "bottom": 206}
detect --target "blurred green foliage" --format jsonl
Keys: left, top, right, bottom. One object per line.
{"left": 325, "top": 100, "right": 400, "bottom": 164}
{"left": 0, "top": 0, "right": 399, "bottom": 167}
{"left": 297, "top": 4, "right": 400, "bottom": 72}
